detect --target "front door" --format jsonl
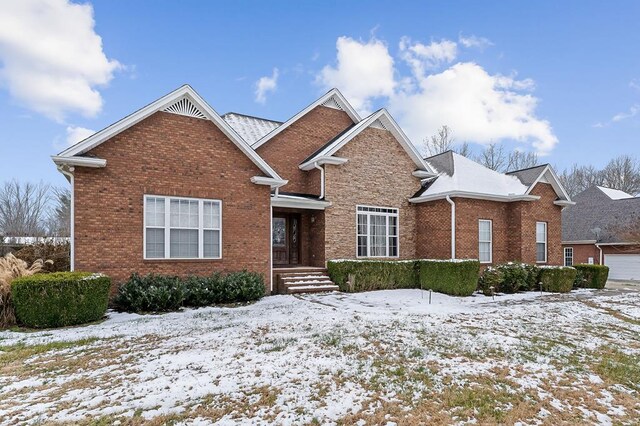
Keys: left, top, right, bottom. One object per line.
{"left": 272, "top": 213, "right": 300, "bottom": 265}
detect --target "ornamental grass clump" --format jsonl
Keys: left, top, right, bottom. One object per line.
{"left": 0, "top": 253, "right": 50, "bottom": 328}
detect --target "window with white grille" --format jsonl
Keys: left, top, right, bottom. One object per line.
{"left": 478, "top": 220, "right": 492, "bottom": 263}
{"left": 356, "top": 206, "right": 399, "bottom": 258}
{"left": 536, "top": 222, "right": 547, "bottom": 263}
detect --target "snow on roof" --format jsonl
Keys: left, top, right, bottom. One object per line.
{"left": 221, "top": 113, "right": 281, "bottom": 145}
{"left": 596, "top": 186, "right": 634, "bottom": 200}
{"left": 422, "top": 151, "right": 529, "bottom": 198}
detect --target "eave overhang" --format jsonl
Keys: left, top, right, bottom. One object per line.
{"left": 271, "top": 194, "right": 331, "bottom": 210}
{"left": 251, "top": 176, "right": 288, "bottom": 188}
{"left": 51, "top": 155, "right": 106, "bottom": 168}
{"left": 410, "top": 191, "right": 540, "bottom": 204}
{"left": 299, "top": 156, "right": 348, "bottom": 171}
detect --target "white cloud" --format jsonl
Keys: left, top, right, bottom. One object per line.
{"left": 317, "top": 36, "right": 559, "bottom": 155}
{"left": 630, "top": 79, "right": 640, "bottom": 91}
{"left": 0, "top": 0, "right": 121, "bottom": 121}
{"left": 400, "top": 37, "right": 457, "bottom": 73}
{"left": 254, "top": 68, "right": 279, "bottom": 104}
{"left": 317, "top": 37, "right": 395, "bottom": 113}
{"left": 65, "top": 126, "right": 95, "bottom": 146}
{"left": 594, "top": 104, "right": 640, "bottom": 128}
{"left": 458, "top": 34, "right": 493, "bottom": 50}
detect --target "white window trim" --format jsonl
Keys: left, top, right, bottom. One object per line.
{"left": 536, "top": 221, "right": 547, "bottom": 263}
{"left": 355, "top": 204, "right": 400, "bottom": 258}
{"left": 564, "top": 247, "right": 573, "bottom": 267}
{"left": 143, "top": 194, "right": 222, "bottom": 260}
{"left": 478, "top": 219, "right": 493, "bottom": 264}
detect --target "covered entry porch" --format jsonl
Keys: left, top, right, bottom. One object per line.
{"left": 271, "top": 193, "right": 338, "bottom": 293}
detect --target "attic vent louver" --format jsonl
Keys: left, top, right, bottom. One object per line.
{"left": 163, "top": 97, "right": 207, "bottom": 119}
{"left": 370, "top": 119, "right": 388, "bottom": 130}
{"left": 321, "top": 96, "right": 343, "bottom": 111}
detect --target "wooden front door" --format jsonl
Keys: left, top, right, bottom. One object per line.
{"left": 272, "top": 213, "right": 300, "bottom": 265}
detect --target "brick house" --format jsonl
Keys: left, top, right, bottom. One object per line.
{"left": 52, "top": 85, "right": 573, "bottom": 294}
{"left": 562, "top": 186, "right": 640, "bottom": 280}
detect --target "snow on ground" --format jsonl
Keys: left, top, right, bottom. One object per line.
{"left": 0, "top": 288, "right": 639, "bottom": 425}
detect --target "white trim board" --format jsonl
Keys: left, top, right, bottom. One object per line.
{"left": 54, "top": 85, "right": 282, "bottom": 181}
{"left": 251, "top": 88, "right": 361, "bottom": 149}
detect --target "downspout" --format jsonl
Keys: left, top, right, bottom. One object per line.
{"left": 445, "top": 195, "right": 456, "bottom": 259}
{"left": 314, "top": 162, "right": 325, "bottom": 199}
{"left": 57, "top": 165, "right": 75, "bottom": 271}
{"left": 596, "top": 243, "right": 603, "bottom": 265}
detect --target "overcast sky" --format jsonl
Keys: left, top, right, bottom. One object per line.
{"left": 1, "top": 0, "right": 639, "bottom": 187}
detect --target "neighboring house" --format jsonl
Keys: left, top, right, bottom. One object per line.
{"left": 562, "top": 186, "right": 640, "bottom": 280}
{"left": 52, "top": 85, "right": 572, "bottom": 294}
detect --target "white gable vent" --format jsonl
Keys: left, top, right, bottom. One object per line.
{"left": 322, "top": 96, "right": 343, "bottom": 111}
{"left": 163, "top": 97, "right": 207, "bottom": 119}
{"left": 370, "top": 119, "right": 388, "bottom": 130}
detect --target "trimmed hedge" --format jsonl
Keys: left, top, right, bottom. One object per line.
{"left": 326, "top": 259, "right": 480, "bottom": 296}
{"left": 573, "top": 264, "right": 609, "bottom": 289}
{"left": 419, "top": 260, "right": 480, "bottom": 296}
{"left": 478, "top": 263, "right": 541, "bottom": 294}
{"left": 11, "top": 272, "right": 110, "bottom": 328}
{"left": 114, "top": 270, "right": 265, "bottom": 313}
{"left": 327, "top": 260, "right": 418, "bottom": 292}
{"left": 539, "top": 267, "right": 576, "bottom": 293}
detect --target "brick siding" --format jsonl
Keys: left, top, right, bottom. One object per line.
{"left": 73, "top": 111, "right": 272, "bottom": 293}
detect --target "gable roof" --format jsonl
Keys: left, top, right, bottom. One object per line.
{"left": 299, "top": 108, "right": 434, "bottom": 173}
{"left": 251, "top": 88, "right": 361, "bottom": 149}
{"left": 52, "top": 85, "right": 283, "bottom": 182}
{"left": 507, "top": 164, "right": 572, "bottom": 203}
{"left": 562, "top": 186, "right": 640, "bottom": 243}
{"left": 412, "top": 151, "right": 532, "bottom": 202}
{"left": 221, "top": 112, "right": 282, "bottom": 145}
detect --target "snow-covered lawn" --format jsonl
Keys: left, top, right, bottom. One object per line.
{"left": 1, "top": 288, "right": 639, "bottom": 425}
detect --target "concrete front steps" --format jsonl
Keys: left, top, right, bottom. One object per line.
{"left": 274, "top": 267, "right": 339, "bottom": 294}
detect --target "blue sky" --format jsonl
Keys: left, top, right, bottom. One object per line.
{"left": 1, "top": 0, "right": 639, "bottom": 187}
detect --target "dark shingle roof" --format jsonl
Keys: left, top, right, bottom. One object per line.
{"left": 562, "top": 186, "right": 640, "bottom": 243}
{"left": 506, "top": 164, "right": 548, "bottom": 186}
{"left": 425, "top": 151, "right": 455, "bottom": 176}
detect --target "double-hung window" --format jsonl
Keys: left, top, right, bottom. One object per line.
{"left": 144, "top": 195, "right": 221, "bottom": 259}
{"left": 536, "top": 222, "right": 547, "bottom": 263}
{"left": 478, "top": 219, "right": 492, "bottom": 263}
{"left": 356, "top": 206, "right": 398, "bottom": 257}
{"left": 564, "top": 247, "right": 573, "bottom": 267}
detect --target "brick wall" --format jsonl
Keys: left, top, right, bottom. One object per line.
{"left": 73, "top": 111, "right": 272, "bottom": 293}
{"left": 323, "top": 127, "right": 422, "bottom": 260}
{"left": 563, "top": 243, "right": 600, "bottom": 265}
{"left": 256, "top": 106, "right": 354, "bottom": 196}
{"left": 415, "top": 183, "right": 563, "bottom": 265}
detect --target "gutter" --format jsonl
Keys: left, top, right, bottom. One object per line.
{"left": 313, "top": 162, "right": 325, "bottom": 199}
{"left": 56, "top": 166, "right": 75, "bottom": 271}
{"left": 596, "top": 243, "right": 603, "bottom": 265}
{"left": 446, "top": 195, "right": 456, "bottom": 259}
{"left": 409, "top": 191, "right": 540, "bottom": 204}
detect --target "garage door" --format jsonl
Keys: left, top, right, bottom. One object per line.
{"left": 604, "top": 254, "right": 640, "bottom": 281}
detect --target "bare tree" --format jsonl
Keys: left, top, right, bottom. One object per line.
{"left": 0, "top": 180, "right": 51, "bottom": 237}
{"left": 455, "top": 142, "right": 472, "bottom": 158}
{"left": 507, "top": 151, "right": 539, "bottom": 172}
{"left": 600, "top": 155, "right": 640, "bottom": 195}
{"left": 477, "top": 143, "right": 507, "bottom": 171}
{"left": 46, "top": 187, "right": 71, "bottom": 237}
{"left": 422, "top": 125, "right": 454, "bottom": 157}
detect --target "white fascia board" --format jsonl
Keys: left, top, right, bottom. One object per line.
{"left": 252, "top": 88, "right": 361, "bottom": 149}
{"left": 562, "top": 240, "right": 597, "bottom": 244}
{"left": 299, "top": 156, "right": 348, "bottom": 171}
{"left": 314, "top": 109, "right": 434, "bottom": 174}
{"left": 554, "top": 200, "right": 576, "bottom": 206}
{"left": 595, "top": 242, "right": 640, "bottom": 246}
{"left": 409, "top": 191, "right": 540, "bottom": 204}
{"left": 52, "top": 155, "right": 106, "bottom": 168}
{"left": 413, "top": 170, "right": 438, "bottom": 178}
{"left": 525, "top": 165, "right": 572, "bottom": 202}
{"left": 56, "top": 85, "right": 282, "bottom": 181}
{"left": 271, "top": 196, "right": 331, "bottom": 210}
{"left": 251, "top": 176, "right": 288, "bottom": 188}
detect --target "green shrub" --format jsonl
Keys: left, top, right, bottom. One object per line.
{"left": 477, "top": 267, "right": 503, "bottom": 296}
{"left": 114, "top": 273, "right": 185, "bottom": 313}
{"left": 522, "top": 264, "right": 541, "bottom": 291}
{"left": 183, "top": 273, "right": 223, "bottom": 307}
{"left": 219, "top": 271, "right": 265, "bottom": 303}
{"left": 573, "top": 264, "right": 609, "bottom": 289}
{"left": 11, "top": 272, "right": 110, "bottom": 328}
{"left": 538, "top": 267, "right": 576, "bottom": 293}
{"left": 115, "top": 271, "right": 265, "bottom": 313}
{"left": 327, "top": 260, "right": 418, "bottom": 292}
{"left": 419, "top": 260, "right": 480, "bottom": 296}
{"left": 496, "top": 263, "right": 529, "bottom": 293}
